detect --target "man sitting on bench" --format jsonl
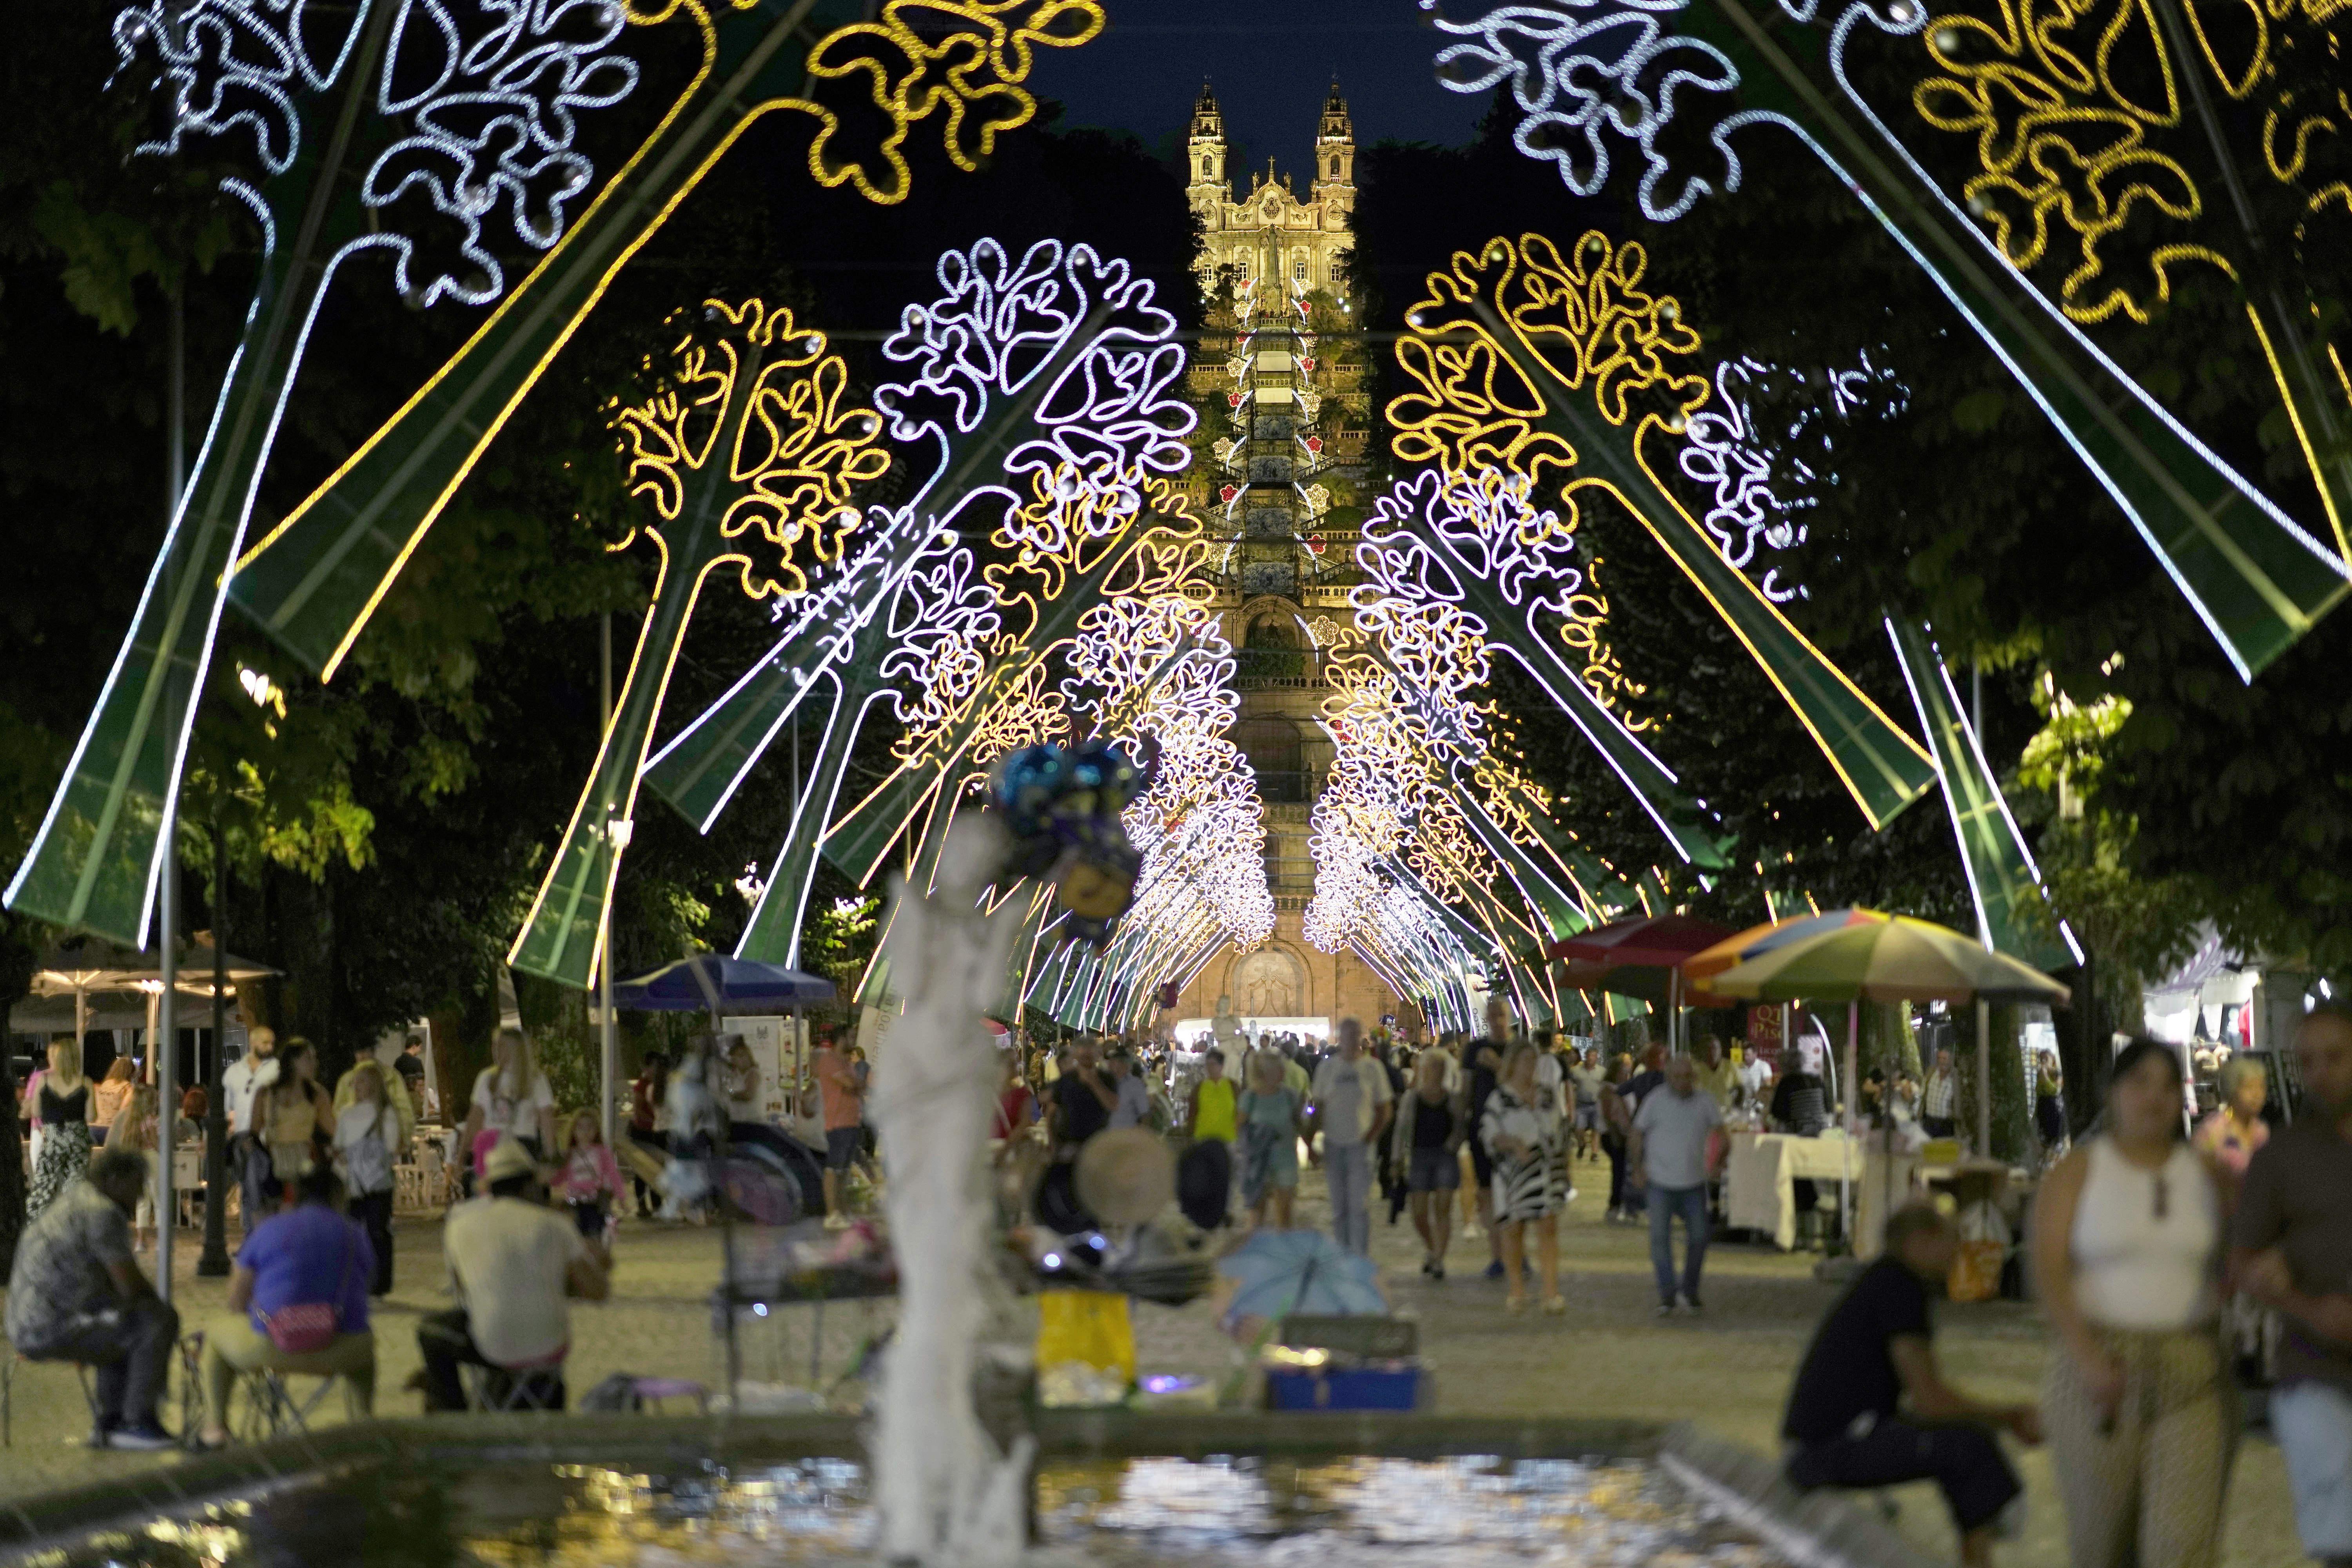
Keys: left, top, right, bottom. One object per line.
{"left": 419, "top": 1134, "right": 608, "bottom": 1411}
{"left": 1782, "top": 1202, "right": 2041, "bottom": 1568}
{"left": 4, "top": 1149, "right": 180, "bottom": 1448}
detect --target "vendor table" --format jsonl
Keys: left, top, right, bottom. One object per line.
{"left": 1723, "top": 1131, "right": 1860, "bottom": 1250}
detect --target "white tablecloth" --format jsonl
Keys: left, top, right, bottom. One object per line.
{"left": 1724, "top": 1132, "right": 1861, "bottom": 1250}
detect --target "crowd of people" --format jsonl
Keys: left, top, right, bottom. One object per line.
{"left": 5, "top": 1023, "right": 624, "bottom": 1444}
{"left": 10, "top": 998, "right": 2351, "bottom": 1568}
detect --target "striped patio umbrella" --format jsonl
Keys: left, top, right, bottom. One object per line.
{"left": 1680, "top": 909, "right": 1884, "bottom": 989}
{"left": 1702, "top": 913, "right": 2071, "bottom": 1007}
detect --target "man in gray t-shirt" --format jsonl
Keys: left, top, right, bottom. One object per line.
{"left": 2234, "top": 1008, "right": 2352, "bottom": 1563}
{"left": 1630, "top": 1056, "right": 1723, "bottom": 1315}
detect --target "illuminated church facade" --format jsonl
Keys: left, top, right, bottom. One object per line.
{"left": 1162, "top": 83, "right": 1416, "bottom": 1044}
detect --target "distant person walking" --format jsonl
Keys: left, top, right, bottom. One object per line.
{"left": 1481, "top": 1043, "right": 1567, "bottom": 1312}
{"left": 333, "top": 1061, "right": 402, "bottom": 1296}
{"left": 1187, "top": 1050, "right": 1238, "bottom": 1145}
{"left": 461, "top": 1027, "right": 559, "bottom": 1172}
{"left": 814, "top": 1036, "right": 869, "bottom": 1227}
{"left": 1465, "top": 1000, "right": 1515, "bottom": 1275}
{"left": 27, "top": 1039, "right": 92, "bottom": 1218}
{"left": 1631, "top": 1054, "right": 1723, "bottom": 1316}
{"left": 2033, "top": 1038, "right": 2232, "bottom": 1568}
{"left": 1237, "top": 1051, "right": 1303, "bottom": 1230}
{"left": 91, "top": 1056, "right": 136, "bottom": 1134}
{"left": 1395, "top": 1051, "right": 1465, "bottom": 1278}
{"left": 221, "top": 1026, "right": 277, "bottom": 1230}
{"left": 1310, "top": 1018, "right": 1394, "bottom": 1256}
{"left": 2232, "top": 1007, "right": 2352, "bottom": 1568}
{"left": 1922, "top": 1048, "right": 1958, "bottom": 1139}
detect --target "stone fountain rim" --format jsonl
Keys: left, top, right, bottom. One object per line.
{"left": 0, "top": 1412, "right": 1933, "bottom": 1568}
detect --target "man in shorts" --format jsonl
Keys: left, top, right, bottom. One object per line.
{"left": 813, "top": 1038, "right": 865, "bottom": 1229}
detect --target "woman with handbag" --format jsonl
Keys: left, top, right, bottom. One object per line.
{"left": 2033, "top": 1039, "right": 2233, "bottom": 1568}
{"left": 195, "top": 1159, "right": 377, "bottom": 1448}
{"left": 247, "top": 1038, "right": 336, "bottom": 1192}
{"left": 334, "top": 1062, "right": 401, "bottom": 1296}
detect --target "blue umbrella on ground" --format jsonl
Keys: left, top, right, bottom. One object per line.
{"left": 1217, "top": 1228, "right": 1387, "bottom": 1324}
{"left": 614, "top": 953, "right": 835, "bottom": 1013}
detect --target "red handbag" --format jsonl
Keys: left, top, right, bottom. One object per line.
{"left": 263, "top": 1227, "right": 353, "bottom": 1354}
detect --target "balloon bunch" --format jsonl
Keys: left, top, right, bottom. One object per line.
{"left": 989, "top": 739, "right": 1148, "bottom": 944}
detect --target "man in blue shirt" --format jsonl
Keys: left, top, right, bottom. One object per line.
{"left": 195, "top": 1161, "right": 376, "bottom": 1447}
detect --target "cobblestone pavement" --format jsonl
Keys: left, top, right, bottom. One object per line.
{"left": 0, "top": 1152, "right": 2311, "bottom": 1566}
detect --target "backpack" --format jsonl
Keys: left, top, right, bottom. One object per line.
{"left": 342, "top": 1105, "right": 394, "bottom": 1195}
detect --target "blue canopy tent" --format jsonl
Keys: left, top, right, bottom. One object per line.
{"left": 614, "top": 954, "right": 836, "bottom": 1014}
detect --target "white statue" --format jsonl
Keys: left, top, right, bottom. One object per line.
{"left": 1210, "top": 991, "right": 1245, "bottom": 1075}
{"left": 871, "top": 816, "right": 1031, "bottom": 1568}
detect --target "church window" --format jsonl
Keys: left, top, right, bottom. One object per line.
{"left": 1329, "top": 156, "right": 1341, "bottom": 178}
{"left": 1294, "top": 256, "right": 1306, "bottom": 281}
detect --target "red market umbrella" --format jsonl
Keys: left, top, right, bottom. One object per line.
{"left": 1548, "top": 914, "right": 1735, "bottom": 967}
{"left": 1547, "top": 915, "right": 1735, "bottom": 1047}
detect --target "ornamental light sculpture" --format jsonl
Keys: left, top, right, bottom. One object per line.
{"left": 510, "top": 298, "right": 892, "bottom": 987}
{"left": 1424, "top": 0, "right": 2352, "bottom": 679}
{"left": 636, "top": 239, "right": 1204, "bottom": 973}
{"left": 1386, "top": 232, "right": 1940, "bottom": 833}
{"left": 10, "top": 0, "right": 1106, "bottom": 950}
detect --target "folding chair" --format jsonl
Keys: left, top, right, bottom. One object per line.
{"left": 462, "top": 1355, "right": 566, "bottom": 1412}
{"left": 3, "top": 1343, "right": 111, "bottom": 1447}
{"left": 229, "top": 1365, "right": 356, "bottom": 1440}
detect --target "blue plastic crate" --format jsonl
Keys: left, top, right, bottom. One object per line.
{"left": 1264, "top": 1363, "right": 1424, "bottom": 1412}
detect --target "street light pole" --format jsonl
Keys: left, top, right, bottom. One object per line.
{"left": 197, "top": 808, "right": 233, "bottom": 1276}
{"left": 154, "top": 289, "right": 189, "bottom": 1301}
{"left": 599, "top": 612, "right": 617, "bottom": 1148}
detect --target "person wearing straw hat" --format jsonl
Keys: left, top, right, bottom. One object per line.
{"left": 418, "top": 1134, "right": 608, "bottom": 1412}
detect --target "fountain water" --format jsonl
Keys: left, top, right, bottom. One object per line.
{"left": 868, "top": 817, "right": 1033, "bottom": 1567}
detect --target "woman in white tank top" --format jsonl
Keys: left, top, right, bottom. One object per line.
{"left": 2032, "top": 1039, "right": 2234, "bottom": 1568}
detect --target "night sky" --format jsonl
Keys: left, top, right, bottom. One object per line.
{"left": 1024, "top": 0, "right": 1489, "bottom": 174}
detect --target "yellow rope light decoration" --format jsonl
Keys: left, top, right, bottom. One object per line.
{"left": 1385, "top": 233, "right": 1938, "bottom": 829}
{"left": 1911, "top": 0, "right": 2227, "bottom": 325}
{"left": 613, "top": 299, "right": 891, "bottom": 598}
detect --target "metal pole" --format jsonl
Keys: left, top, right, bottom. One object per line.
{"left": 1840, "top": 999, "right": 1859, "bottom": 1252}
{"left": 154, "top": 289, "right": 189, "bottom": 1301}
{"left": 158, "top": 858, "right": 176, "bottom": 1298}
{"left": 599, "top": 612, "right": 618, "bottom": 1148}
{"left": 198, "top": 809, "right": 232, "bottom": 1275}
{"left": 1976, "top": 998, "right": 1993, "bottom": 1158}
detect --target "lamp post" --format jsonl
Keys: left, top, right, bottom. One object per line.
{"left": 154, "top": 288, "right": 188, "bottom": 1301}
{"left": 197, "top": 808, "right": 233, "bottom": 1276}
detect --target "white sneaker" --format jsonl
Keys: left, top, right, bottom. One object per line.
{"left": 822, "top": 1212, "right": 852, "bottom": 1230}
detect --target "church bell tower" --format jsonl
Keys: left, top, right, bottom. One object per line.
{"left": 1187, "top": 82, "right": 1229, "bottom": 232}
{"left": 1310, "top": 80, "right": 1354, "bottom": 224}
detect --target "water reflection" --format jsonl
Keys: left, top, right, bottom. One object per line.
{"left": 28, "top": 1455, "right": 1779, "bottom": 1568}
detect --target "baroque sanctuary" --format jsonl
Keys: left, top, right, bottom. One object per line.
{"left": 1163, "top": 83, "right": 1409, "bottom": 1041}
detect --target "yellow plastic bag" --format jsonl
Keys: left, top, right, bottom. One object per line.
{"left": 1948, "top": 1240, "right": 2004, "bottom": 1303}
{"left": 1036, "top": 1292, "right": 1134, "bottom": 1406}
